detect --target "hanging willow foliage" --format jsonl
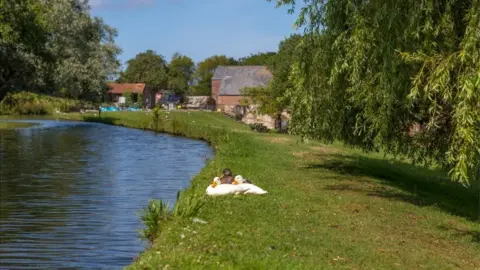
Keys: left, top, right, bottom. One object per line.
{"left": 271, "top": 0, "right": 480, "bottom": 187}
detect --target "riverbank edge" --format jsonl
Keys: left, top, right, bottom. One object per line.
{"left": 0, "top": 121, "right": 40, "bottom": 129}
{"left": 53, "top": 112, "right": 245, "bottom": 266}
{"left": 4, "top": 112, "right": 479, "bottom": 269}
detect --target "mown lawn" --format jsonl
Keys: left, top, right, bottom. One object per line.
{"left": 61, "top": 111, "right": 480, "bottom": 269}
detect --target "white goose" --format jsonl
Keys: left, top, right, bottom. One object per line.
{"left": 206, "top": 177, "right": 250, "bottom": 196}
{"left": 232, "top": 175, "right": 268, "bottom": 195}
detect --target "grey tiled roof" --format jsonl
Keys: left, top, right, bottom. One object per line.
{"left": 213, "top": 66, "right": 272, "bottom": 96}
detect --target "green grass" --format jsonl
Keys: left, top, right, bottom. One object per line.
{"left": 0, "top": 91, "right": 94, "bottom": 115}
{"left": 58, "top": 111, "right": 480, "bottom": 269}
{"left": 0, "top": 121, "right": 39, "bottom": 129}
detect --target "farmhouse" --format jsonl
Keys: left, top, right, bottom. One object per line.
{"left": 106, "top": 83, "right": 168, "bottom": 109}
{"left": 211, "top": 66, "right": 272, "bottom": 114}
{"left": 211, "top": 66, "right": 290, "bottom": 130}
{"left": 107, "top": 83, "right": 145, "bottom": 103}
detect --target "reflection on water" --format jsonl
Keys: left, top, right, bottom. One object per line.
{"left": 0, "top": 120, "right": 213, "bottom": 269}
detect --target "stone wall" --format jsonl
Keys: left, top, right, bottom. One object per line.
{"left": 242, "top": 108, "right": 291, "bottom": 130}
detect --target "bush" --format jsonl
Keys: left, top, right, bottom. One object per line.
{"left": 123, "top": 92, "right": 143, "bottom": 108}
{"left": 138, "top": 190, "right": 204, "bottom": 244}
{"left": 0, "top": 91, "right": 91, "bottom": 115}
{"left": 172, "top": 189, "right": 205, "bottom": 219}
{"left": 249, "top": 123, "right": 269, "bottom": 133}
{"left": 138, "top": 200, "right": 172, "bottom": 243}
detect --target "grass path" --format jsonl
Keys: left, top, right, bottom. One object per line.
{"left": 58, "top": 111, "right": 479, "bottom": 269}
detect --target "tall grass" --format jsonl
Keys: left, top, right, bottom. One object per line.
{"left": 138, "top": 200, "right": 172, "bottom": 243}
{"left": 0, "top": 91, "right": 93, "bottom": 115}
{"left": 139, "top": 189, "right": 205, "bottom": 244}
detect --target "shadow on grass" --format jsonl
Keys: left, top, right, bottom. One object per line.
{"left": 437, "top": 224, "right": 480, "bottom": 243}
{"left": 304, "top": 153, "right": 478, "bottom": 222}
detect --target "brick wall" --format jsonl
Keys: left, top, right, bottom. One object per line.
{"left": 217, "top": 95, "right": 246, "bottom": 106}
{"left": 217, "top": 95, "right": 254, "bottom": 113}
{"left": 211, "top": 79, "right": 221, "bottom": 103}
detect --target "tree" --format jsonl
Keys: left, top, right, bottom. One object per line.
{"left": 191, "top": 55, "right": 237, "bottom": 95}
{"left": 167, "top": 52, "right": 195, "bottom": 95}
{"left": 267, "top": 34, "right": 302, "bottom": 111}
{"left": 45, "top": 0, "right": 121, "bottom": 100}
{"left": 119, "top": 50, "right": 168, "bottom": 89}
{"left": 0, "top": 0, "right": 121, "bottom": 101}
{"left": 0, "top": 0, "right": 49, "bottom": 99}
{"left": 241, "top": 35, "right": 302, "bottom": 115}
{"left": 238, "top": 52, "right": 276, "bottom": 66}
{"left": 271, "top": 0, "right": 480, "bottom": 187}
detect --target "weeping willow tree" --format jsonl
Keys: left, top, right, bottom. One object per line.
{"left": 270, "top": 0, "right": 479, "bottom": 188}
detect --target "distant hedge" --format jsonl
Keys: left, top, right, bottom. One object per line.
{"left": 0, "top": 92, "right": 95, "bottom": 115}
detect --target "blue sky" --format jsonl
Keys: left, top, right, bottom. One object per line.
{"left": 90, "top": 0, "right": 301, "bottom": 68}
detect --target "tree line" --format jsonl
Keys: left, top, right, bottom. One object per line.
{"left": 116, "top": 50, "right": 277, "bottom": 96}
{"left": 0, "top": 0, "right": 277, "bottom": 99}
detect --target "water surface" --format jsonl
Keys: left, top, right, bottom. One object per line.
{"left": 0, "top": 120, "right": 213, "bottom": 269}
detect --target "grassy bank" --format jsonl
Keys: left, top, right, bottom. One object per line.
{"left": 0, "top": 92, "right": 94, "bottom": 115}
{"left": 59, "top": 111, "right": 479, "bottom": 269}
{"left": 0, "top": 121, "right": 39, "bottom": 129}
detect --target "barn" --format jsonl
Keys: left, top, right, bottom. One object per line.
{"left": 211, "top": 66, "right": 272, "bottom": 114}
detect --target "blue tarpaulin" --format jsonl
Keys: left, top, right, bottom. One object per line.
{"left": 100, "top": 106, "right": 119, "bottom": 112}
{"left": 100, "top": 106, "right": 141, "bottom": 112}
{"left": 127, "top": 107, "right": 141, "bottom": 111}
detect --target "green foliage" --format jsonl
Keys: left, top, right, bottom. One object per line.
{"left": 241, "top": 86, "right": 277, "bottom": 115}
{"left": 139, "top": 191, "right": 205, "bottom": 243}
{"left": 136, "top": 93, "right": 143, "bottom": 108}
{"left": 167, "top": 53, "right": 195, "bottom": 95}
{"left": 122, "top": 92, "right": 134, "bottom": 107}
{"left": 191, "top": 55, "right": 237, "bottom": 95}
{"left": 0, "top": 0, "right": 49, "bottom": 100}
{"left": 272, "top": 0, "right": 480, "bottom": 187}
{"left": 122, "top": 92, "right": 142, "bottom": 108}
{"left": 237, "top": 52, "right": 277, "bottom": 65}
{"left": 119, "top": 50, "right": 168, "bottom": 89}
{"left": 240, "top": 35, "right": 302, "bottom": 115}
{"left": 268, "top": 34, "right": 302, "bottom": 110}
{"left": 0, "top": 91, "right": 90, "bottom": 115}
{"left": 172, "top": 189, "right": 205, "bottom": 219}
{"left": 138, "top": 200, "right": 172, "bottom": 243}
{"left": 0, "top": 0, "right": 121, "bottom": 101}
{"left": 150, "top": 106, "right": 162, "bottom": 131}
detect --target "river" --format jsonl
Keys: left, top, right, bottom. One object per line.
{"left": 0, "top": 120, "right": 213, "bottom": 269}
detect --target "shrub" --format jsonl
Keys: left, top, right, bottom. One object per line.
{"left": 0, "top": 91, "right": 91, "bottom": 115}
{"left": 151, "top": 106, "right": 162, "bottom": 131}
{"left": 138, "top": 200, "right": 172, "bottom": 243}
{"left": 138, "top": 190, "right": 204, "bottom": 244}
{"left": 172, "top": 189, "right": 205, "bottom": 219}
{"left": 122, "top": 92, "right": 143, "bottom": 108}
